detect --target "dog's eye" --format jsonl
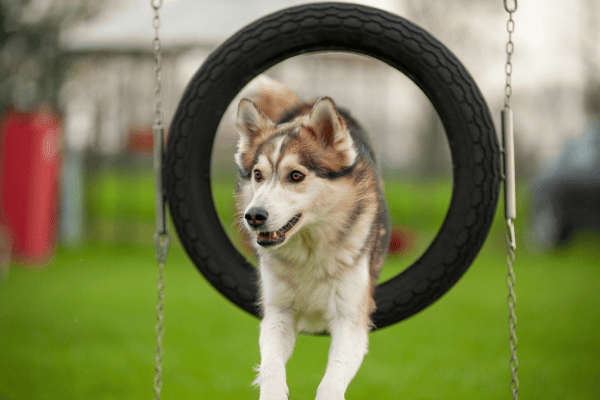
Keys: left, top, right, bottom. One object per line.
{"left": 290, "top": 171, "right": 305, "bottom": 182}
{"left": 254, "top": 170, "right": 263, "bottom": 182}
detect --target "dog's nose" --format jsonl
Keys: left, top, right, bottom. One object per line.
{"left": 245, "top": 207, "right": 268, "bottom": 227}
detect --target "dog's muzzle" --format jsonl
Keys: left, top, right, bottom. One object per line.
{"left": 256, "top": 214, "right": 302, "bottom": 247}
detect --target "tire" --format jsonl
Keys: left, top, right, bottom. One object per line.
{"left": 165, "top": 2, "right": 501, "bottom": 330}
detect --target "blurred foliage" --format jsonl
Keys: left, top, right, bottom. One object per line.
{"left": 0, "top": 0, "right": 106, "bottom": 110}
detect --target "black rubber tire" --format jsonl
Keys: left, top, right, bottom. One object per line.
{"left": 165, "top": 2, "right": 501, "bottom": 330}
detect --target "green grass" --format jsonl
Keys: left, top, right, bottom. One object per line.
{"left": 1, "top": 177, "right": 600, "bottom": 399}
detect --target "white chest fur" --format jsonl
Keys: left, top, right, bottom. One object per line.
{"left": 258, "top": 232, "right": 370, "bottom": 334}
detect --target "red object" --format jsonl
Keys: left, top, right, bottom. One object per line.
{"left": 388, "top": 225, "right": 415, "bottom": 256}
{"left": 127, "top": 127, "right": 154, "bottom": 155}
{"left": 0, "top": 106, "right": 61, "bottom": 263}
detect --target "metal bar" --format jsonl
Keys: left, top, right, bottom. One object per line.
{"left": 502, "top": 107, "right": 517, "bottom": 222}
{"left": 154, "top": 124, "right": 166, "bottom": 235}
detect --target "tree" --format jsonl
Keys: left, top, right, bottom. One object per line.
{"left": 0, "top": 0, "right": 106, "bottom": 111}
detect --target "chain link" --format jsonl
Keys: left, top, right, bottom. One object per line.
{"left": 504, "top": 0, "right": 517, "bottom": 13}
{"left": 151, "top": 1, "right": 168, "bottom": 399}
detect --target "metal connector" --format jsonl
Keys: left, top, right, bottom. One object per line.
{"left": 501, "top": 107, "right": 517, "bottom": 222}
{"left": 153, "top": 124, "right": 166, "bottom": 236}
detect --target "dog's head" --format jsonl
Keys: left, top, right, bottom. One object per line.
{"left": 235, "top": 97, "right": 357, "bottom": 249}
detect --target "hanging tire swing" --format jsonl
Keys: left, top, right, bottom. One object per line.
{"left": 164, "top": 2, "right": 501, "bottom": 330}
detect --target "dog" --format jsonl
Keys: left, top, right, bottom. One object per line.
{"left": 234, "top": 81, "right": 391, "bottom": 400}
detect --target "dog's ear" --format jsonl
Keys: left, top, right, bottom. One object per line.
{"left": 306, "top": 97, "right": 357, "bottom": 166}
{"left": 306, "top": 97, "right": 343, "bottom": 147}
{"left": 235, "top": 99, "right": 273, "bottom": 173}
{"left": 237, "top": 98, "right": 273, "bottom": 141}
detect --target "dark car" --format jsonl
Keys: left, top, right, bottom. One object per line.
{"left": 530, "top": 119, "right": 600, "bottom": 248}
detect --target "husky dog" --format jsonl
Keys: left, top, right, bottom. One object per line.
{"left": 235, "top": 85, "right": 391, "bottom": 400}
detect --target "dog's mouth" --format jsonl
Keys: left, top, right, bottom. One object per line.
{"left": 256, "top": 214, "right": 302, "bottom": 247}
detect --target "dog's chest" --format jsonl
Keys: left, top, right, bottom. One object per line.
{"left": 275, "top": 268, "right": 338, "bottom": 333}
{"left": 271, "top": 255, "right": 337, "bottom": 310}
{"left": 260, "top": 246, "right": 368, "bottom": 333}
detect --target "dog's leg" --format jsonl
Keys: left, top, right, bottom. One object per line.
{"left": 315, "top": 316, "right": 368, "bottom": 400}
{"left": 255, "top": 306, "right": 296, "bottom": 400}
{"left": 315, "top": 260, "right": 371, "bottom": 400}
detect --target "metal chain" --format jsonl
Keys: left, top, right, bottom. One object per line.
{"left": 154, "top": 232, "right": 169, "bottom": 400}
{"left": 506, "top": 220, "right": 519, "bottom": 399}
{"left": 152, "top": 0, "right": 163, "bottom": 128}
{"left": 503, "top": 0, "right": 517, "bottom": 108}
{"left": 151, "top": 1, "right": 169, "bottom": 400}
{"left": 503, "top": 1, "right": 519, "bottom": 399}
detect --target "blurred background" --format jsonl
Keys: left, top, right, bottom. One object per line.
{"left": 0, "top": 0, "right": 599, "bottom": 399}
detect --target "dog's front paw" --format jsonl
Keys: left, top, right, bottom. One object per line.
{"left": 259, "top": 380, "right": 289, "bottom": 400}
{"left": 315, "top": 384, "right": 344, "bottom": 400}
{"left": 259, "top": 389, "right": 289, "bottom": 400}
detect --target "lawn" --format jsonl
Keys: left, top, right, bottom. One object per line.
{"left": 1, "top": 176, "right": 599, "bottom": 399}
